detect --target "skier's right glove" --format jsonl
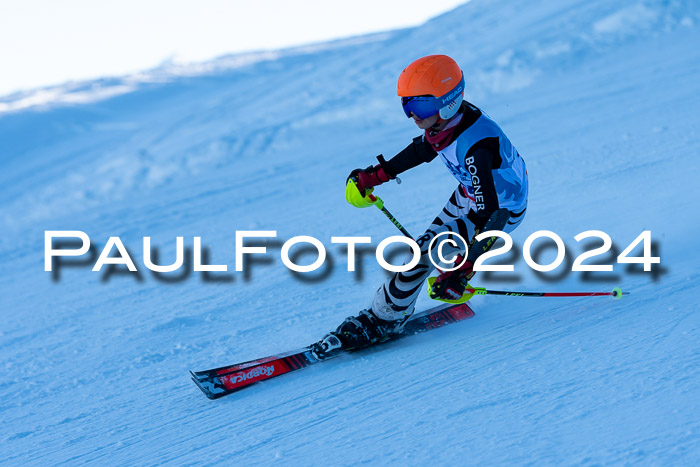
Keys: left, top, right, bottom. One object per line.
{"left": 345, "top": 157, "right": 395, "bottom": 208}
{"left": 347, "top": 165, "right": 391, "bottom": 195}
{"left": 345, "top": 177, "right": 378, "bottom": 208}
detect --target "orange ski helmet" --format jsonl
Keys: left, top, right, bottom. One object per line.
{"left": 397, "top": 55, "right": 465, "bottom": 120}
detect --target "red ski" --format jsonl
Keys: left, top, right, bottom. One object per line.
{"left": 191, "top": 302, "right": 475, "bottom": 399}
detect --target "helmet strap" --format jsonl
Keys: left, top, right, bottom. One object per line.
{"left": 431, "top": 117, "right": 445, "bottom": 129}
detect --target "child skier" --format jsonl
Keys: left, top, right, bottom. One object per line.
{"left": 312, "top": 55, "right": 528, "bottom": 359}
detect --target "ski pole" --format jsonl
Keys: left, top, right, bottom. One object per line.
{"left": 464, "top": 286, "right": 627, "bottom": 299}
{"left": 367, "top": 193, "right": 413, "bottom": 239}
{"left": 363, "top": 193, "right": 629, "bottom": 303}
{"left": 427, "top": 277, "right": 627, "bottom": 304}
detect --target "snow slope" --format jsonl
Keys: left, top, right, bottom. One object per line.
{"left": 1, "top": 0, "right": 699, "bottom": 464}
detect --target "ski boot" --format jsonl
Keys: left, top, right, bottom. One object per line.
{"left": 311, "top": 309, "right": 404, "bottom": 360}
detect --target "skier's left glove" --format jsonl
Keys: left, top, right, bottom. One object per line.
{"left": 429, "top": 255, "right": 476, "bottom": 301}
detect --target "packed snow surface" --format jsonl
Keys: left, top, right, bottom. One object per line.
{"left": 1, "top": 0, "right": 698, "bottom": 464}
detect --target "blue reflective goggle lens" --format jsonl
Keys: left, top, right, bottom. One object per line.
{"left": 401, "top": 74, "right": 466, "bottom": 120}
{"left": 401, "top": 96, "right": 439, "bottom": 119}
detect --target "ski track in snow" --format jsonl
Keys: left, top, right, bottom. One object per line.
{"left": 1, "top": 0, "right": 699, "bottom": 464}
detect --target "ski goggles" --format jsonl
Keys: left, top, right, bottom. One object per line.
{"left": 400, "top": 74, "right": 465, "bottom": 119}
